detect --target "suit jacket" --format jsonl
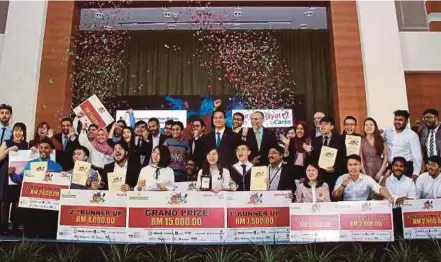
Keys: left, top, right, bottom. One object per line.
{"left": 247, "top": 128, "right": 278, "bottom": 166}
{"left": 271, "top": 164, "right": 297, "bottom": 191}
{"left": 202, "top": 128, "right": 241, "bottom": 167}
{"left": 420, "top": 126, "right": 441, "bottom": 162}
{"left": 135, "top": 134, "right": 170, "bottom": 166}
{"left": 102, "top": 159, "right": 141, "bottom": 190}
{"left": 229, "top": 165, "right": 252, "bottom": 191}
{"left": 309, "top": 133, "right": 346, "bottom": 189}
{"left": 188, "top": 134, "right": 206, "bottom": 169}
{"left": 54, "top": 133, "right": 80, "bottom": 171}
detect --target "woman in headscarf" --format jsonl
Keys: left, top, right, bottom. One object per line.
{"left": 136, "top": 145, "right": 174, "bottom": 191}
{"left": 79, "top": 124, "right": 114, "bottom": 170}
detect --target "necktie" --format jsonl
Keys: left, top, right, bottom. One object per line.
{"left": 241, "top": 164, "right": 247, "bottom": 176}
{"left": 430, "top": 130, "right": 435, "bottom": 157}
{"left": 255, "top": 129, "right": 262, "bottom": 150}
{"left": 216, "top": 132, "right": 221, "bottom": 148}
{"left": 323, "top": 136, "right": 329, "bottom": 147}
{"left": 63, "top": 135, "right": 68, "bottom": 150}
{"left": 154, "top": 167, "right": 160, "bottom": 180}
{"left": 0, "top": 127, "right": 5, "bottom": 144}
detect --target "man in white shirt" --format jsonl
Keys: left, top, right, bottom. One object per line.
{"left": 416, "top": 156, "right": 441, "bottom": 199}
{"left": 420, "top": 108, "right": 441, "bottom": 162}
{"left": 380, "top": 157, "right": 417, "bottom": 205}
{"left": 384, "top": 110, "right": 422, "bottom": 179}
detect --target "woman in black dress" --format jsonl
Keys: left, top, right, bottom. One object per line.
{"left": 0, "top": 122, "right": 28, "bottom": 233}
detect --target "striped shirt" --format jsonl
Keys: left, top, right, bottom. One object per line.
{"left": 164, "top": 138, "right": 190, "bottom": 179}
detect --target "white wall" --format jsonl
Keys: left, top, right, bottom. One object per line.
{"left": 0, "top": 1, "right": 47, "bottom": 136}
{"left": 357, "top": 0, "right": 409, "bottom": 129}
{"left": 400, "top": 32, "right": 441, "bottom": 72}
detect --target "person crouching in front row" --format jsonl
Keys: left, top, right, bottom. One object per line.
{"left": 197, "top": 148, "right": 236, "bottom": 192}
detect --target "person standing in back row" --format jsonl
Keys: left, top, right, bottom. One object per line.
{"left": 420, "top": 109, "right": 441, "bottom": 162}
{"left": 247, "top": 111, "right": 278, "bottom": 166}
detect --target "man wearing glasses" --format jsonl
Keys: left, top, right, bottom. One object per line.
{"left": 189, "top": 118, "right": 206, "bottom": 168}
{"left": 420, "top": 109, "right": 441, "bottom": 162}
{"left": 0, "top": 104, "right": 12, "bottom": 144}
{"left": 416, "top": 156, "right": 441, "bottom": 199}
{"left": 164, "top": 121, "right": 190, "bottom": 182}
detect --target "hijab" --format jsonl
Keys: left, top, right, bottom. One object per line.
{"left": 92, "top": 128, "right": 113, "bottom": 155}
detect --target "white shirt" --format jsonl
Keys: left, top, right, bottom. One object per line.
{"left": 385, "top": 174, "right": 417, "bottom": 199}
{"left": 334, "top": 173, "right": 381, "bottom": 201}
{"left": 426, "top": 125, "right": 440, "bottom": 157}
{"left": 137, "top": 165, "right": 175, "bottom": 191}
{"left": 196, "top": 166, "right": 232, "bottom": 190}
{"left": 416, "top": 172, "right": 441, "bottom": 199}
{"left": 151, "top": 134, "right": 161, "bottom": 152}
{"left": 384, "top": 127, "right": 422, "bottom": 175}
{"left": 79, "top": 130, "right": 114, "bottom": 168}
{"left": 268, "top": 162, "right": 283, "bottom": 191}
{"left": 114, "top": 160, "right": 128, "bottom": 174}
{"left": 232, "top": 161, "right": 253, "bottom": 175}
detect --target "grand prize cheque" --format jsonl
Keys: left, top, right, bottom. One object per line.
{"left": 338, "top": 201, "right": 393, "bottom": 242}
{"left": 127, "top": 191, "right": 226, "bottom": 243}
{"left": 57, "top": 190, "right": 127, "bottom": 242}
{"left": 401, "top": 199, "right": 441, "bottom": 239}
{"left": 226, "top": 191, "right": 291, "bottom": 243}
{"left": 290, "top": 202, "right": 340, "bottom": 243}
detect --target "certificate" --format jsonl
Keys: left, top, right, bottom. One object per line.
{"left": 318, "top": 146, "right": 338, "bottom": 169}
{"left": 30, "top": 162, "right": 47, "bottom": 176}
{"left": 345, "top": 135, "right": 361, "bottom": 156}
{"left": 250, "top": 166, "right": 268, "bottom": 191}
{"left": 108, "top": 172, "right": 125, "bottom": 192}
{"left": 72, "top": 161, "right": 91, "bottom": 186}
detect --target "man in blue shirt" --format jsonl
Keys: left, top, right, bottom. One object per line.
{"left": 0, "top": 104, "right": 12, "bottom": 144}
{"left": 9, "top": 138, "right": 62, "bottom": 238}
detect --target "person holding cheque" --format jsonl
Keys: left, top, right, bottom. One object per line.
{"left": 136, "top": 145, "right": 175, "bottom": 191}
{"left": 197, "top": 148, "right": 235, "bottom": 192}
{"left": 66, "top": 146, "right": 101, "bottom": 190}
{"left": 332, "top": 155, "right": 393, "bottom": 202}
{"left": 295, "top": 163, "right": 330, "bottom": 203}
{"left": 102, "top": 142, "right": 141, "bottom": 191}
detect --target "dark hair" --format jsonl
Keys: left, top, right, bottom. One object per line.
{"left": 236, "top": 141, "right": 250, "bottom": 151}
{"left": 269, "top": 145, "right": 284, "bottom": 155}
{"left": 153, "top": 145, "right": 171, "bottom": 168}
{"left": 121, "top": 126, "right": 135, "bottom": 148}
{"left": 165, "top": 120, "right": 174, "bottom": 126}
{"left": 88, "top": 124, "right": 98, "bottom": 130}
{"left": 114, "top": 140, "right": 129, "bottom": 153}
{"left": 212, "top": 109, "right": 226, "bottom": 118}
{"left": 252, "top": 111, "right": 265, "bottom": 119}
{"left": 284, "top": 126, "right": 296, "bottom": 137}
{"left": 192, "top": 118, "right": 206, "bottom": 128}
{"left": 0, "top": 104, "right": 12, "bottom": 114}
{"left": 39, "top": 137, "right": 55, "bottom": 149}
{"left": 363, "top": 118, "right": 384, "bottom": 156}
{"left": 293, "top": 121, "right": 310, "bottom": 153}
{"left": 392, "top": 156, "right": 407, "bottom": 166}
{"left": 344, "top": 116, "right": 357, "bottom": 125}
{"left": 319, "top": 116, "right": 335, "bottom": 125}
{"left": 394, "top": 110, "right": 410, "bottom": 121}
{"left": 74, "top": 145, "right": 90, "bottom": 158}
{"left": 116, "top": 119, "right": 127, "bottom": 127}
{"left": 172, "top": 121, "right": 184, "bottom": 130}
{"left": 347, "top": 154, "right": 362, "bottom": 163}
{"left": 202, "top": 148, "right": 224, "bottom": 179}
{"left": 303, "top": 163, "right": 324, "bottom": 188}
{"left": 233, "top": 112, "right": 244, "bottom": 121}
{"left": 135, "top": 120, "right": 147, "bottom": 128}
{"left": 148, "top": 118, "right": 160, "bottom": 126}
{"left": 423, "top": 108, "right": 439, "bottom": 117}
{"left": 60, "top": 117, "right": 73, "bottom": 124}
{"left": 12, "top": 122, "right": 27, "bottom": 141}
{"left": 34, "top": 122, "right": 50, "bottom": 142}
{"left": 428, "top": 156, "right": 441, "bottom": 167}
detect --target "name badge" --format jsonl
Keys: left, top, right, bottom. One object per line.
{"left": 201, "top": 177, "right": 211, "bottom": 190}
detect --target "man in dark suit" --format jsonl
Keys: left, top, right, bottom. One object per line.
{"left": 247, "top": 111, "right": 278, "bottom": 166}
{"left": 137, "top": 118, "right": 170, "bottom": 166}
{"left": 267, "top": 146, "right": 298, "bottom": 191}
{"left": 54, "top": 117, "right": 80, "bottom": 171}
{"left": 102, "top": 141, "right": 141, "bottom": 190}
{"left": 310, "top": 116, "right": 346, "bottom": 191}
{"left": 421, "top": 108, "right": 441, "bottom": 162}
{"left": 201, "top": 109, "right": 240, "bottom": 167}
{"left": 188, "top": 118, "right": 206, "bottom": 169}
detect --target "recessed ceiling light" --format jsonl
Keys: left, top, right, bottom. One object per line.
{"left": 94, "top": 12, "right": 104, "bottom": 19}
{"left": 232, "top": 23, "right": 241, "bottom": 29}
{"left": 161, "top": 7, "right": 169, "bottom": 11}
{"left": 234, "top": 7, "right": 242, "bottom": 10}
{"left": 234, "top": 10, "right": 243, "bottom": 17}
{"left": 309, "top": 7, "right": 317, "bottom": 10}
{"left": 163, "top": 11, "right": 172, "bottom": 18}
{"left": 299, "top": 24, "right": 308, "bottom": 29}
{"left": 103, "top": 25, "right": 112, "bottom": 30}
{"left": 304, "top": 11, "right": 314, "bottom": 17}
{"left": 168, "top": 24, "right": 176, "bottom": 29}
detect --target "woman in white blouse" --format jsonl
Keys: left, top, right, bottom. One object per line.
{"left": 137, "top": 145, "right": 175, "bottom": 191}
{"left": 197, "top": 148, "right": 235, "bottom": 192}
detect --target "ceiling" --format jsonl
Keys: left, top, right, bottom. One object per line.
{"left": 79, "top": 6, "right": 327, "bottom": 30}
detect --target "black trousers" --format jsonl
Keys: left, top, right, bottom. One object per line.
{"left": 393, "top": 207, "right": 404, "bottom": 239}
{"left": 22, "top": 208, "right": 58, "bottom": 239}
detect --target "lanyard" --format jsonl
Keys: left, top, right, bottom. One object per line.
{"left": 269, "top": 166, "right": 281, "bottom": 188}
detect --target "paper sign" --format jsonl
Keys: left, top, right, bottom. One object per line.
{"left": 116, "top": 110, "right": 187, "bottom": 128}
{"left": 250, "top": 166, "right": 269, "bottom": 191}
{"left": 232, "top": 109, "right": 293, "bottom": 128}
{"left": 8, "top": 150, "right": 55, "bottom": 185}
{"left": 72, "top": 161, "right": 91, "bottom": 186}
{"left": 345, "top": 135, "right": 361, "bottom": 156}
{"left": 74, "top": 94, "right": 114, "bottom": 128}
{"left": 108, "top": 172, "right": 125, "bottom": 192}
{"left": 318, "top": 146, "right": 337, "bottom": 169}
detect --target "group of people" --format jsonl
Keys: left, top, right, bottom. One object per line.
{"left": 0, "top": 101, "right": 440, "bottom": 238}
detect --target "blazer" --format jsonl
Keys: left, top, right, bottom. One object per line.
{"left": 270, "top": 164, "right": 298, "bottom": 191}
{"left": 229, "top": 165, "right": 252, "bottom": 191}
{"left": 420, "top": 126, "right": 441, "bottom": 162}
{"left": 188, "top": 134, "right": 206, "bottom": 169}
{"left": 246, "top": 128, "right": 278, "bottom": 166}
{"left": 202, "top": 128, "right": 241, "bottom": 167}
{"left": 135, "top": 134, "right": 170, "bottom": 166}
{"left": 54, "top": 133, "right": 80, "bottom": 171}
{"left": 101, "top": 159, "right": 141, "bottom": 190}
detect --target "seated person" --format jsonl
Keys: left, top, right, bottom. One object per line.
{"left": 196, "top": 148, "right": 235, "bottom": 192}
{"left": 185, "top": 159, "right": 199, "bottom": 182}
{"left": 137, "top": 145, "right": 175, "bottom": 191}
{"left": 332, "top": 154, "right": 393, "bottom": 202}
{"left": 416, "top": 155, "right": 441, "bottom": 199}
{"left": 267, "top": 146, "right": 297, "bottom": 191}
{"left": 66, "top": 146, "right": 101, "bottom": 190}
{"left": 380, "top": 157, "right": 416, "bottom": 205}
{"left": 229, "top": 142, "right": 253, "bottom": 191}
{"left": 295, "top": 163, "right": 331, "bottom": 203}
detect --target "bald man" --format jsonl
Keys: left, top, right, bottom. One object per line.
{"left": 312, "top": 112, "right": 325, "bottom": 138}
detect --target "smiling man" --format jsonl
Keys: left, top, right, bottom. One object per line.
{"left": 0, "top": 104, "right": 12, "bottom": 143}
{"left": 420, "top": 108, "right": 441, "bottom": 161}
{"left": 229, "top": 142, "right": 253, "bottom": 191}
{"left": 416, "top": 155, "right": 441, "bottom": 199}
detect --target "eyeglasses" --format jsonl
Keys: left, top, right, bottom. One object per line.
{"left": 427, "top": 163, "right": 439, "bottom": 168}
{"left": 424, "top": 115, "right": 436, "bottom": 120}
